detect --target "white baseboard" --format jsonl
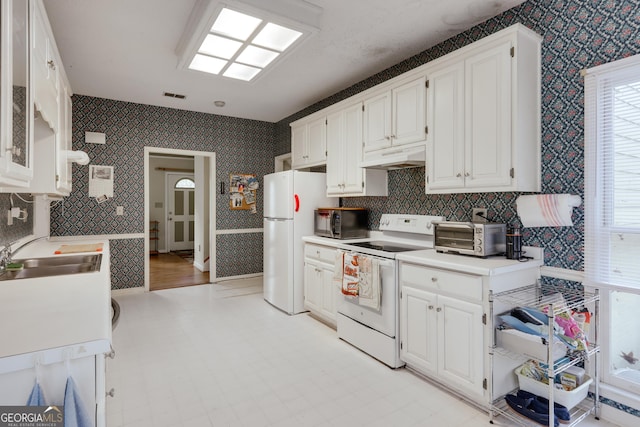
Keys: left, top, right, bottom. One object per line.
{"left": 211, "top": 273, "right": 262, "bottom": 283}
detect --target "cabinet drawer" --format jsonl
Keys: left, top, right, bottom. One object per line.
{"left": 304, "top": 244, "right": 336, "bottom": 264}
{"left": 400, "top": 263, "right": 482, "bottom": 301}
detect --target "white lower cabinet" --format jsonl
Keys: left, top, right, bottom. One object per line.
{"left": 398, "top": 255, "right": 542, "bottom": 408}
{"left": 400, "top": 263, "right": 485, "bottom": 401}
{"left": 304, "top": 243, "right": 338, "bottom": 326}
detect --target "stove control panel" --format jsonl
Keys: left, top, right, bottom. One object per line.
{"left": 379, "top": 214, "right": 444, "bottom": 235}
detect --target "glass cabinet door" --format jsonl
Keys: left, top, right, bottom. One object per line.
{"left": 0, "top": 0, "right": 32, "bottom": 185}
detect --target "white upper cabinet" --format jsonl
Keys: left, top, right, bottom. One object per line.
{"left": 1, "top": 0, "right": 75, "bottom": 196}
{"left": 326, "top": 103, "right": 387, "bottom": 197}
{"left": 426, "top": 25, "right": 541, "bottom": 193}
{"left": 291, "top": 116, "right": 326, "bottom": 169}
{"left": 0, "top": 0, "right": 34, "bottom": 187}
{"left": 32, "top": 1, "right": 58, "bottom": 132}
{"left": 363, "top": 76, "right": 426, "bottom": 156}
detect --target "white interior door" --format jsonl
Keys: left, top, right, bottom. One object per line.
{"left": 167, "top": 173, "right": 195, "bottom": 251}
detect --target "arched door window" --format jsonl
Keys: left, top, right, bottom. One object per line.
{"left": 175, "top": 178, "right": 195, "bottom": 189}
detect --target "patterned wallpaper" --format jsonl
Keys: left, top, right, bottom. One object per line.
{"left": 48, "top": 96, "right": 275, "bottom": 288}
{"left": 276, "top": 0, "right": 640, "bottom": 272}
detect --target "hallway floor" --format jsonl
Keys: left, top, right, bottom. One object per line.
{"left": 107, "top": 278, "right": 619, "bottom": 427}
{"left": 149, "top": 252, "right": 209, "bottom": 291}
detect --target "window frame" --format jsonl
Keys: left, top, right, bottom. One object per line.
{"left": 584, "top": 54, "right": 640, "bottom": 396}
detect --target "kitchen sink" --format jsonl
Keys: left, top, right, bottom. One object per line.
{"left": 0, "top": 254, "right": 102, "bottom": 281}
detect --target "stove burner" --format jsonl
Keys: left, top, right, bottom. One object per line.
{"left": 348, "top": 241, "right": 425, "bottom": 253}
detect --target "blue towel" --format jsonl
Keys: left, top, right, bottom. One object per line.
{"left": 64, "top": 377, "right": 92, "bottom": 427}
{"left": 26, "top": 381, "right": 46, "bottom": 405}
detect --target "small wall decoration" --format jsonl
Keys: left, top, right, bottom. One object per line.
{"left": 89, "top": 165, "right": 114, "bottom": 201}
{"left": 230, "top": 173, "right": 259, "bottom": 213}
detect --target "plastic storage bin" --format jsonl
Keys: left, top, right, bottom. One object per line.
{"left": 515, "top": 366, "right": 593, "bottom": 410}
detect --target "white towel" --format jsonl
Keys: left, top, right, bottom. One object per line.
{"left": 516, "top": 194, "right": 582, "bottom": 227}
{"left": 342, "top": 253, "right": 359, "bottom": 297}
{"left": 357, "top": 256, "right": 381, "bottom": 310}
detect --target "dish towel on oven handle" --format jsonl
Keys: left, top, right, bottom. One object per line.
{"left": 341, "top": 252, "right": 359, "bottom": 297}
{"left": 333, "top": 250, "right": 345, "bottom": 295}
{"left": 358, "top": 255, "right": 381, "bottom": 310}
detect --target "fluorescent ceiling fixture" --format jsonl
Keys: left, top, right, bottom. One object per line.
{"left": 253, "top": 23, "right": 302, "bottom": 52}
{"left": 189, "top": 54, "right": 227, "bottom": 75}
{"left": 210, "top": 8, "right": 262, "bottom": 41}
{"left": 181, "top": 4, "right": 317, "bottom": 81}
{"left": 199, "top": 34, "right": 242, "bottom": 60}
{"left": 223, "top": 63, "right": 261, "bottom": 81}
{"left": 236, "top": 45, "right": 279, "bottom": 68}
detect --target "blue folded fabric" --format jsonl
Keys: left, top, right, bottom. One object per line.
{"left": 505, "top": 393, "right": 559, "bottom": 427}
{"left": 517, "top": 390, "right": 571, "bottom": 423}
{"left": 26, "top": 382, "right": 46, "bottom": 405}
{"left": 64, "top": 377, "right": 92, "bottom": 427}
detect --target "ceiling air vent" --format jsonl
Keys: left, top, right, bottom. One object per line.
{"left": 163, "top": 92, "right": 186, "bottom": 99}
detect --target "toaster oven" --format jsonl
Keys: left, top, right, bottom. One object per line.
{"left": 433, "top": 221, "right": 506, "bottom": 257}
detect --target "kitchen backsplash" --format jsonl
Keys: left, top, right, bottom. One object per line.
{"left": 277, "top": 0, "right": 640, "bottom": 273}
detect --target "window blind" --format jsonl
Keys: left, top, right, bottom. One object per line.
{"left": 584, "top": 54, "right": 640, "bottom": 290}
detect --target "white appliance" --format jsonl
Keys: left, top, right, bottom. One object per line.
{"left": 335, "top": 214, "right": 443, "bottom": 368}
{"left": 263, "top": 171, "right": 337, "bottom": 314}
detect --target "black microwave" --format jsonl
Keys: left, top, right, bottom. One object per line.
{"left": 314, "top": 208, "right": 368, "bottom": 239}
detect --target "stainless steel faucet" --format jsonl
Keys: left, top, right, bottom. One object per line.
{"left": 0, "top": 242, "right": 14, "bottom": 271}
{"left": 7, "top": 235, "right": 50, "bottom": 259}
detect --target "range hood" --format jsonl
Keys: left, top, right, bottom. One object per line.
{"left": 360, "top": 145, "right": 425, "bottom": 170}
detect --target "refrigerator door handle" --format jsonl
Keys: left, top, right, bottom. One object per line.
{"left": 294, "top": 194, "right": 300, "bottom": 212}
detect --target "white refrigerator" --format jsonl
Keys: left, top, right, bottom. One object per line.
{"left": 263, "top": 170, "right": 337, "bottom": 314}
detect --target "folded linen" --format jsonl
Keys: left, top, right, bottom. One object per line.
{"left": 342, "top": 253, "right": 359, "bottom": 297}
{"left": 357, "top": 255, "right": 381, "bottom": 310}
{"left": 516, "top": 194, "right": 581, "bottom": 227}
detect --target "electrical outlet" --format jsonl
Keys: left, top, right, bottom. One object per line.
{"left": 472, "top": 208, "right": 488, "bottom": 223}
{"left": 116, "top": 206, "right": 124, "bottom": 216}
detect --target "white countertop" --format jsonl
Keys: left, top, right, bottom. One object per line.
{"left": 303, "top": 235, "right": 543, "bottom": 276}
{"left": 302, "top": 235, "right": 373, "bottom": 249}
{"left": 396, "top": 249, "right": 543, "bottom": 276}
{"left": 0, "top": 238, "right": 112, "bottom": 363}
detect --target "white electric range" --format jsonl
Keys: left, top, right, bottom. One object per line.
{"left": 334, "top": 214, "right": 444, "bottom": 368}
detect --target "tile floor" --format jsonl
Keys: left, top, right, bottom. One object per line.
{"left": 107, "top": 278, "right": 619, "bottom": 427}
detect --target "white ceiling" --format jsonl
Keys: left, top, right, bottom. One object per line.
{"left": 44, "top": 0, "right": 526, "bottom": 123}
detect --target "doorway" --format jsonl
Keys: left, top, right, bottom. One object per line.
{"left": 144, "top": 147, "right": 216, "bottom": 292}
{"left": 166, "top": 172, "right": 195, "bottom": 253}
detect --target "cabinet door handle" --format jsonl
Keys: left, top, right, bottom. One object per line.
{"left": 431, "top": 277, "right": 437, "bottom": 282}
{"left": 465, "top": 172, "right": 470, "bottom": 177}
{"left": 456, "top": 173, "right": 462, "bottom": 178}
{"left": 47, "top": 60, "right": 56, "bottom": 70}
{"left": 107, "top": 388, "right": 115, "bottom": 398}
{"left": 428, "top": 305, "right": 434, "bottom": 310}
{"left": 436, "top": 307, "right": 442, "bottom": 312}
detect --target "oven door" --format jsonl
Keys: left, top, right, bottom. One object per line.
{"left": 337, "top": 255, "right": 396, "bottom": 337}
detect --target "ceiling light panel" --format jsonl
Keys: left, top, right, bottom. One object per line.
{"left": 236, "top": 45, "right": 279, "bottom": 68}
{"left": 199, "top": 34, "right": 242, "bottom": 59}
{"left": 181, "top": 2, "right": 318, "bottom": 82}
{"left": 252, "top": 23, "right": 302, "bottom": 52}
{"left": 223, "top": 63, "right": 261, "bottom": 81}
{"left": 211, "top": 8, "right": 262, "bottom": 41}
{"left": 189, "top": 54, "right": 227, "bottom": 75}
